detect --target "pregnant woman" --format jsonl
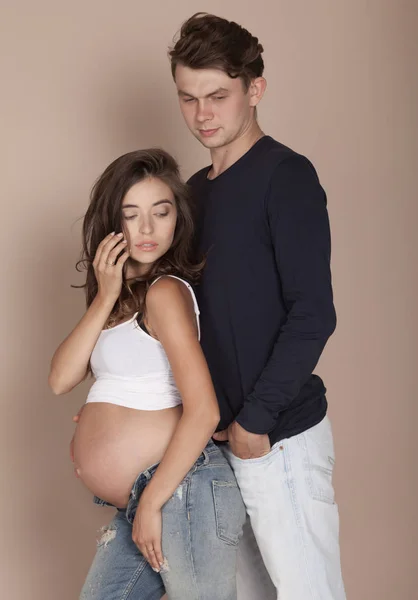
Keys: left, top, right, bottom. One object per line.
{"left": 49, "top": 149, "right": 246, "bottom": 600}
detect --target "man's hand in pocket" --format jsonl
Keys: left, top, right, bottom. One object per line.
{"left": 213, "top": 421, "right": 270, "bottom": 459}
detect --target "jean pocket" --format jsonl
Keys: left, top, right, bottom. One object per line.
{"left": 227, "top": 442, "right": 280, "bottom": 465}
{"left": 301, "top": 418, "right": 336, "bottom": 505}
{"left": 212, "top": 481, "right": 246, "bottom": 546}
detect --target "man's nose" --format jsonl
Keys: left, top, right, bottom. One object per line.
{"left": 196, "top": 100, "right": 213, "bottom": 123}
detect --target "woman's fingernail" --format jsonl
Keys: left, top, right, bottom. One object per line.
{"left": 152, "top": 567, "right": 160, "bottom": 573}
{"left": 117, "top": 232, "right": 123, "bottom": 237}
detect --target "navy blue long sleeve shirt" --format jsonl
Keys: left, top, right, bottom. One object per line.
{"left": 189, "top": 136, "right": 336, "bottom": 444}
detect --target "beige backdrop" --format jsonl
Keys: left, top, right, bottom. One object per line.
{"left": 1, "top": 1, "right": 417, "bottom": 599}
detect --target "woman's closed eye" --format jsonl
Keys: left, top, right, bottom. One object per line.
{"left": 123, "top": 212, "right": 169, "bottom": 220}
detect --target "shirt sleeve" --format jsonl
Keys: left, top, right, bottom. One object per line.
{"left": 235, "top": 155, "right": 337, "bottom": 435}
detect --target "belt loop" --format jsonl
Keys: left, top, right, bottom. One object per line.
{"left": 143, "top": 468, "right": 152, "bottom": 480}
{"left": 126, "top": 497, "right": 135, "bottom": 524}
{"left": 203, "top": 449, "right": 209, "bottom": 465}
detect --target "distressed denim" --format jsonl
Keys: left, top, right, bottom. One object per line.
{"left": 80, "top": 440, "right": 246, "bottom": 600}
{"left": 226, "top": 416, "right": 347, "bottom": 600}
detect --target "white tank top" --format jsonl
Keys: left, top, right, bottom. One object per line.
{"left": 85, "top": 276, "right": 200, "bottom": 410}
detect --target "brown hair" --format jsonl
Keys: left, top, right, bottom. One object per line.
{"left": 77, "top": 148, "right": 203, "bottom": 326}
{"left": 169, "top": 13, "right": 264, "bottom": 90}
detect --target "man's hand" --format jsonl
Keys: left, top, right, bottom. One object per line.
{"left": 70, "top": 405, "right": 84, "bottom": 478}
{"left": 72, "top": 405, "right": 84, "bottom": 425}
{"left": 212, "top": 421, "right": 271, "bottom": 459}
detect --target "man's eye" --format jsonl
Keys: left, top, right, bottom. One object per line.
{"left": 215, "top": 96, "right": 226, "bottom": 100}
{"left": 183, "top": 98, "right": 195, "bottom": 103}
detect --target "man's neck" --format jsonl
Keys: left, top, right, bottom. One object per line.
{"left": 208, "top": 123, "right": 264, "bottom": 180}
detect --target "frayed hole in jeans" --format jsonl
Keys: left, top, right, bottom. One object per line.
{"left": 97, "top": 525, "right": 117, "bottom": 547}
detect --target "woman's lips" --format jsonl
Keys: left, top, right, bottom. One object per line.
{"left": 134, "top": 243, "right": 159, "bottom": 252}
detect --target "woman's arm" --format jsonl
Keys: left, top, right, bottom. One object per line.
{"left": 141, "top": 277, "right": 220, "bottom": 505}
{"left": 48, "top": 295, "right": 115, "bottom": 394}
{"left": 132, "top": 277, "right": 220, "bottom": 569}
{"left": 48, "top": 232, "right": 129, "bottom": 395}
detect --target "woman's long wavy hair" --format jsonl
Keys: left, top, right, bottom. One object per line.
{"left": 77, "top": 148, "right": 203, "bottom": 326}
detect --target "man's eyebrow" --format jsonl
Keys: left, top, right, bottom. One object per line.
{"left": 122, "top": 200, "right": 173, "bottom": 209}
{"left": 177, "top": 87, "right": 229, "bottom": 99}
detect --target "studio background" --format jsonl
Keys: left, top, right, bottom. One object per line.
{"left": 1, "top": 1, "right": 417, "bottom": 599}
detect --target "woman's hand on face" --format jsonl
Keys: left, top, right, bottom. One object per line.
{"left": 93, "top": 232, "right": 130, "bottom": 304}
{"left": 132, "top": 502, "right": 165, "bottom": 573}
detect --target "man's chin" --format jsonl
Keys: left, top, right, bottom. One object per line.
{"left": 196, "top": 134, "right": 225, "bottom": 149}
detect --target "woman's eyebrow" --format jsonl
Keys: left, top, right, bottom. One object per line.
{"left": 152, "top": 200, "right": 173, "bottom": 207}
{"left": 122, "top": 199, "right": 173, "bottom": 209}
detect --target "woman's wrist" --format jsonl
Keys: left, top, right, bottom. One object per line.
{"left": 92, "top": 292, "right": 117, "bottom": 312}
{"left": 139, "top": 486, "right": 165, "bottom": 511}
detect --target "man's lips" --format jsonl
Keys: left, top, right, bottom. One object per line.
{"left": 199, "top": 128, "right": 219, "bottom": 137}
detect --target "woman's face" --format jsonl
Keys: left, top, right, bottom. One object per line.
{"left": 121, "top": 177, "right": 178, "bottom": 275}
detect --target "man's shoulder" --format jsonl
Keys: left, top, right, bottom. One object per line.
{"left": 261, "top": 136, "right": 307, "bottom": 169}
{"left": 187, "top": 166, "right": 209, "bottom": 188}
{"left": 262, "top": 137, "right": 321, "bottom": 185}
{"left": 185, "top": 137, "right": 317, "bottom": 188}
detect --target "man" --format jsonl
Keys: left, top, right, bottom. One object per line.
{"left": 168, "top": 13, "right": 346, "bottom": 600}
{"left": 72, "top": 12, "right": 346, "bottom": 599}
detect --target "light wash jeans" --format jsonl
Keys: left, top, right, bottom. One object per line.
{"left": 80, "top": 440, "right": 246, "bottom": 600}
{"left": 225, "top": 415, "right": 347, "bottom": 600}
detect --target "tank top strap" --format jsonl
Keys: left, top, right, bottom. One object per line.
{"left": 149, "top": 275, "right": 201, "bottom": 340}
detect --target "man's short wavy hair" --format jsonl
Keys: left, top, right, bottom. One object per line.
{"left": 169, "top": 13, "right": 264, "bottom": 90}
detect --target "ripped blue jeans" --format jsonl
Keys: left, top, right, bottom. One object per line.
{"left": 80, "top": 440, "right": 246, "bottom": 600}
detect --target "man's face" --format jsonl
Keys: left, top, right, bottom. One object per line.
{"left": 174, "top": 65, "right": 256, "bottom": 149}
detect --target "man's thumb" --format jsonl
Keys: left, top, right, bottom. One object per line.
{"left": 212, "top": 429, "right": 229, "bottom": 441}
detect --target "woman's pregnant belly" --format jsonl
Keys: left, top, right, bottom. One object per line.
{"left": 73, "top": 402, "right": 182, "bottom": 508}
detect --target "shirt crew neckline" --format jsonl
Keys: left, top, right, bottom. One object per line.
{"left": 204, "top": 135, "right": 272, "bottom": 183}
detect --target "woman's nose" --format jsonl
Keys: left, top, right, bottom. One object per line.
{"left": 139, "top": 218, "right": 153, "bottom": 235}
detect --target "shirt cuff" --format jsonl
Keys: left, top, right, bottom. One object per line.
{"left": 234, "top": 394, "right": 278, "bottom": 435}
